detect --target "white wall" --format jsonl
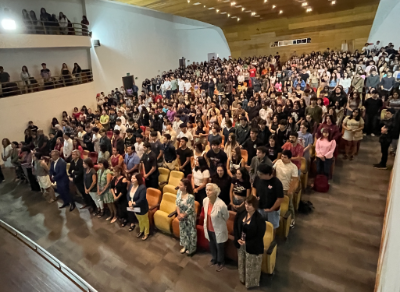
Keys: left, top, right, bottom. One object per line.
{"left": 0, "top": 34, "right": 90, "bottom": 49}
{"left": 0, "top": 0, "right": 84, "bottom": 25}
{"left": 375, "top": 151, "right": 400, "bottom": 292}
{"left": 0, "top": 82, "right": 96, "bottom": 143}
{"left": 1, "top": 47, "right": 90, "bottom": 81}
{"left": 368, "top": 0, "right": 400, "bottom": 47}
{"left": 86, "top": 0, "right": 231, "bottom": 93}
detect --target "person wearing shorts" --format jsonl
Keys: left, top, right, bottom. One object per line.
{"left": 33, "top": 152, "right": 56, "bottom": 203}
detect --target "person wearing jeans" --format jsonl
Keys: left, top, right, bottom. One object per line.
{"left": 203, "top": 183, "right": 229, "bottom": 272}
{"left": 315, "top": 128, "right": 337, "bottom": 178}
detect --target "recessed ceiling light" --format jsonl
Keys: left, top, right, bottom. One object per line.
{"left": 306, "top": 7, "right": 312, "bottom": 12}
{"left": 187, "top": 0, "right": 190, "bottom": 3}
{"left": 251, "top": 12, "right": 256, "bottom": 15}
{"left": 272, "top": 5, "right": 276, "bottom": 9}
{"left": 193, "top": 2, "right": 201, "bottom": 5}
{"left": 231, "top": 2, "right": 236, "bottom": 6}
{"left": 216, "top": 9, "right": 219, "bottom": 12}
{"left": 242, "top": 7, "right": 245, "bottom": 11}
{"left": 208, "top": 7, "right": 215, "bottom": 9}
{"left": 228, "top": 14, "right": 230, "bottom": 17}
{"left": 264, "top": 0, "right": 267, "bottom": 2}
{"left": 331, "top": 0, "right": 336, "bottom": 4}
{"left": 237, "top": 18, "right": 240, "bottom": 21}
{"left": 204, "top": 4, "right": 206, "bottom": 7}
{"left": 301, "top": 2, "right": 307, "bottom": 6}
{"left": 279, "top": 10, "right": 283, "bottom": 14}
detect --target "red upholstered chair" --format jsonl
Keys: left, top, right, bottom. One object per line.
{"left": 172, "top": 201, "right": 200, "bottom": 238}
{"left": 196, "top": 207, "right": 209, "bottom": 251}
{"left": 225, "top": 211, "right": 238, "bottom": 262}
{"left": 89, "top": 152, "right": 98, "bottom": 165}
{"left": 146, "top": 188, "right": 162, "bottom": 232}
{"left": 140, "top": 126, "right": 146, "bottom": 133}
{"left": 94, "top": 164, "right": 100, "bottom": 171}
{"left": 107, "top": 131, "right": 113, "bottom": 139}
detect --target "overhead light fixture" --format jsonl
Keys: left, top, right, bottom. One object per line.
{"left": 187, "top": 0, "right": 190, "bottom": 3}
{"left": 208, "top": 7, "right": 215, "bottom": 9}
{"left": 237, "top": 18, "right": 240, "bottom": 21}
{"left": 306, "top": 7, "right": 312, "bottom": 12}
{"left": 204, "top": 4, "right": 206, "bottom": 7}
{"left": 193, "top": 2, "right": 201, "bottom": 5}
{"left": 272, "top": 5, "right": 276, "bottom": 9}
{"left": 231, "top": 2, "right": 236, "bottom": 6}
{"left": 1, "top": 19, "right": 16, "bottom": 30}
{"left": 279, "top": 10, "right": 283, "bottom": 14}
{"left": 216, "top": 9, "right": 219, "bottom": 12}
{"left": 264, "top": 0, "right": 267, "bottom": 2}
{"left": 331, "top": 0, "right": 336, "bottom": 4}
{"left": 251, "top": 12, "right": 256, "bottom": 15}
{"left": 302, "top": 2, "right": 307, "bottom": 6}
{"left": 242, "top": 7, "right": 245, "bottom": 11}
{"left": 228, "top": 14, "right": 230, "bottom": 17}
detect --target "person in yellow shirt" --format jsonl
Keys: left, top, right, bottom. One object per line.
{"left": 100, "top": 110, "right": 110, "bottom": 130}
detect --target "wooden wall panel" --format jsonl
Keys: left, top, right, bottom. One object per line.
{"left": 224, "top": 5, "right": 379, "bottom": 60}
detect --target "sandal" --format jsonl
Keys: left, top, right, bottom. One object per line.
{"left": 137, "top": 231, "right": 144, "bottom": 238}
{"left": 106, "top": 216, "right": 112, "bottom": 221}
{"left": 180, "top": 247, "right": 186, "bottom": 254}
{"left": 142, "top": 234, "right": 149, "bottom": 241}
{"left": 128, "top": 224, "right": 136, "bottom": 232}
{"left": 110, "top": 217, "right": 117, "bottom": 224}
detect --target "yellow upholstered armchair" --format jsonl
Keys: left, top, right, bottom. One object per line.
{"left": 277, "top": 195, "right": 292, "bottom": 239}
{"left": 162, "top": 171, "right": 184, "bottom": 195}
{"left": 262, "top": 221, "right": 277, "bottom": 274}
{"left": 300, "top": 157, "right": 308, "bottom": 190}
{"left": 154, "top": 193, "right": 177, "bottom": 234}
{"left": 158, "top": 167, "right": 170, "bottom": 190}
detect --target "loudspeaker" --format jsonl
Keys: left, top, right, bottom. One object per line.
{"left": 122, "top": 75, "right": 134, "bottom": 90}
{"left": 93, "top": 40, "right": 101, "bottom": 47}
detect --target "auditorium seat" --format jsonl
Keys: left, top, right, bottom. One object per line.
{"left": 261, "top": 221, "right": 277, "bottom": 274}
{"left": 300, "top": 157, "right": 308, "bottom": 190}
{"left": 162, "top": 171, "right": 184, "bottom": 195}
{"left": 158, "top": 167, "right": 170, "bottom": 190}
{"left": 172, "top": 201, "right": 200, "bottom": 238}
{"left": 154, "top": 193, "right": 177, "bottom": 234}
{"left": 241, "top": 149, "right": 248, "bottom": 164}
{"left": 196, "top": 207, "right": 209, "bottom": 251}
{"left": 225, "top": 211, "right": 238, "bottom": 262}
{"left": 89, "top": 152, "right": 98, "bottom": 165}
{"left": 146, "top": 188, "right": 162, "bottom": 231}
{"left": 277, "top": 195, "right": 292, "bottom": 239}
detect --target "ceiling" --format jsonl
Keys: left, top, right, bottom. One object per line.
{"left": 114, "top": 0, "right": 380, "bottom": 27}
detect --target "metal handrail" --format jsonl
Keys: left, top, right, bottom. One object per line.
{"left": 0, "top": 70, "right": 94, "bottom": 97}
{"left": 0, "top": 219, "right": 98, "bottom": 292}
{"left": 1, "top": 20, "right": 90, "bottom": 36}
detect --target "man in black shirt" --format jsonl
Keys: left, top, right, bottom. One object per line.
{"left": 206, "top": 140, "right": 228, "bottom": 176}
{"left": 252, "top": 164, "right": 283, "bottom": 230}
{"left": 299, "top": 68, "right": 309, "bottom": 83}
{"left": 258, "top": 119, "right": 271, "bottom": 145}
{"left": 141, "top": 142, "right": 159, "bottom": 189}
{"left": 177, "top": 137, "right": 193, "bottom": 177}
{"left": 99, "top": 129, "right": 112, "bottom": 154}
{"left": 275, "top": 119, "right": 291, "bottom": 148}
{"left": 242, "top": 128, "right": 261, "bottom": 166}
{"left": 149, "top": 131, "right": 163, "bottom": 166}
{"left": 83, "top": 125, "right": 94, "bottom": 152}
{"left": 124, "top": 128, "right": 136, "bottom": 148}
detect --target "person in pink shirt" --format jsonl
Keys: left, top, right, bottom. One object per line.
{"left": 315, "top": 127, "right": 337, "bottom": 178}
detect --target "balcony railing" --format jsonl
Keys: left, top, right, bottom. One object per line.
{"left": 1, "top": 20, "right": 91, "bottom": 36}
{"left": 0, "top": 70, "right": 93, "bottom": 98}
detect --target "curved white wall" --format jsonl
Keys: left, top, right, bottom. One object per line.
{"left": 86, "top": 0, "right": 231, "bottom": 93}
{"left": 368, "top": 0, "right": 400, "bottom": 47}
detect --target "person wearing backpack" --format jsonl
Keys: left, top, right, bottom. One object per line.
{"left": 315, "top": 127, "right": 336, "bottom": 179}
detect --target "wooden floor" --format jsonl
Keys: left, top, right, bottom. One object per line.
{"left": 0, "top": 137, "right": 390, "bottom": 292}
{"left": 0, "top": 227, "right": 83, "bottom": 292}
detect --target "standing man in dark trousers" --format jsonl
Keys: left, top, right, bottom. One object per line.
{"left": 68, "top": 150, "right": 93, "bottom": 210}
{"left": 50, "top": 150, "right": 75, "bottom": 211}
{"left": 141, "top": 142, "right": 159, "bottom": 189}
{"left": 364, "top": 89, "right": 383, "bottom": 136}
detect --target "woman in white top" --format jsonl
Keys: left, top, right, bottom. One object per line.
{"left": 203, "top": 183, "right": 229, "bottom": 271}
{"left": 1, "top": 138, "right": 13, "bottom": 168}
{"left": 339, "top": 72, "right": 352, "bottom": 94}
{"left": 20, "top": 65, "right": 31, "bottom": 93}
{"left": 342, "top": 109, "right": 364, "bottom": 160}
{"left": 58, "top": 12, "right": 68, "bottom": 34}
{"left": 220, "top": 112, "right": 233, "bottom": 129}
{"left": 227, "top": 146, "right": 245, "bottom": 177}
{"left": 191, "top": 157, "right": 210, "bottom": 204}
{"left": 92, "top": 129, "right": 101, "bottom": 153}
{"left": 224, "top": 132, "right": 239, "bottom": 160}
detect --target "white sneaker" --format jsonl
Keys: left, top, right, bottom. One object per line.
{"left": 371, "top": 133, "right": 375, "bottom": 137}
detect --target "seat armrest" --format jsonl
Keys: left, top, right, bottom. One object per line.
{"left": 168, "top": 211, "right": 177, "bottom": 218}
{"left": 283, "top": 211, "right": 291, "bottom": 220}
{"left": 266, "top": 241, "right": 277, "bottom": 255}
{"left": 159, "top": 182, "right": 167, "bottom": 187}
{"left": 149, "top": 203, "right": 160, "bottom": 211}
{"left": 228, "top": 234, "right": 235, "bottom": 241}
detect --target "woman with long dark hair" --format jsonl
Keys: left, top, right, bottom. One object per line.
{"left": 127, "top": 173, "right": 149, "bottom": 240}
{"left": 227, "top": 146, "right": 245, "bottom": 177}
{"left": 229, "top": 167, "right": 251, "bottom": 212}
{"left": 110, "top": 165, "right": 129, "bottom": 226}
{"left": 175, "top": 178, "right": 197, "bottom": 255}
{"left": 20, "top": 147, "right": 41, "bottom": 191}
{"left": 316, "top": 127, "right": 336, "bottom": 178}
{"left": 342, "top": 108, "right": 364, "bottom": 160}
{"left": 192, "top": 156, "right": 210, "bottom": 204}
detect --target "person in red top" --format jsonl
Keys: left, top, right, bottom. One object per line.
{"left": 281, "top": 132, "right": 304, "bottom": 176}
{"left": 249, "top": 65, "right": 257, "bottom": 89}
{"left": 154, "top": 93, "right": 162, "bottom": 103}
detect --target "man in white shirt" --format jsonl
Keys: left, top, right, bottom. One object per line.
{"left": 63, "top": 133, "right": 73, "bottom": 162}
{"left": 173, "top": 115, "right": 183, "bottom": 136}
{"left": 134, "top": 135, "right": 145, "bottom": 158}
{"left": 177, "top": 123, "right": 194, "bottom": 149}
{"left": 114, "top": 118, "right": 127, "bottom": 139}
{"left": 184, "top": 79, "right": 191, "bottom": 95}
{"left": 76, "top": 125, "right": 86, "bottom": 143}
{"left": 164, "top": 122, "right": 177, "bottom": 145}
{"left": 273, "top": 150, "right": 299, "bottom": 227}
{"left": 178, "top": 78, "right": 185, "bottom": 95}
{"left": 164, "top": 77, "right": 172, "bottom": 99}
{"left": 117, "top": 111, "right": 126, "bottom": 125}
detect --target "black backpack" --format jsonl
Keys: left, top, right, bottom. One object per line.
{"left": 298, "top": 200, "right": 314, "bottom": 214}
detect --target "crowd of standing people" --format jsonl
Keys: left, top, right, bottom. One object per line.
{"left": 1, "top": 40, "right": 399, "bottom": 289}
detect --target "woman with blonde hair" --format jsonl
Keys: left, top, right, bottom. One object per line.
{"left": 203, "top": 183, "right": 229, "bottom": 272}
